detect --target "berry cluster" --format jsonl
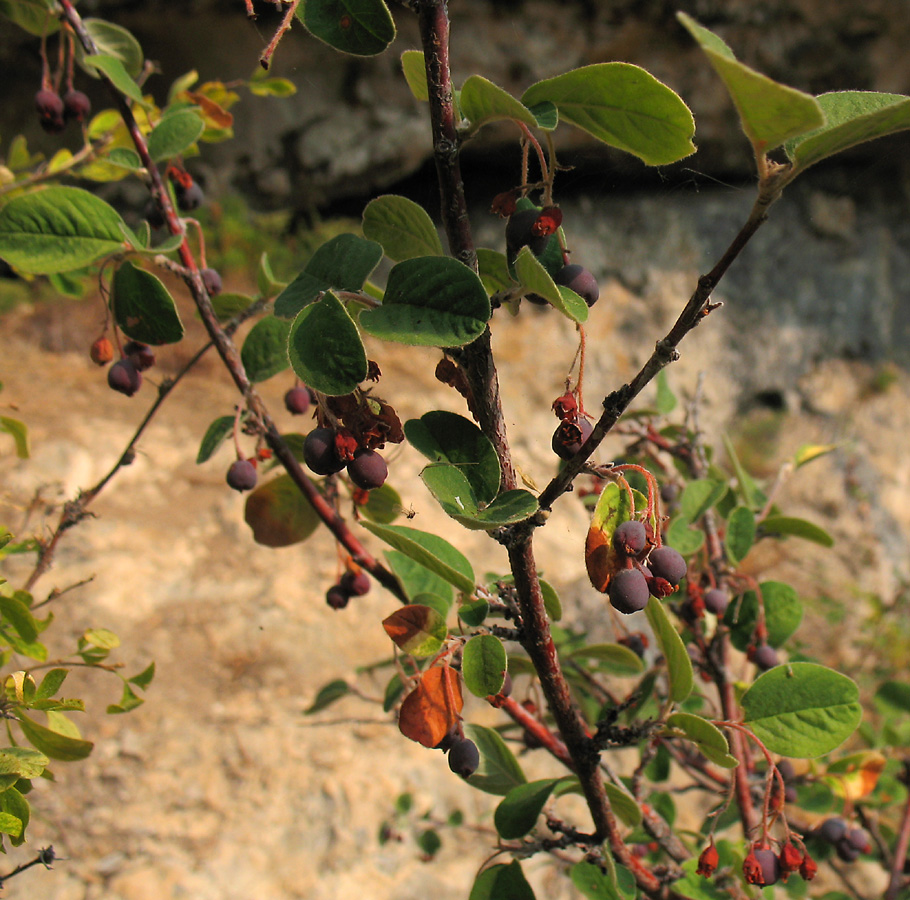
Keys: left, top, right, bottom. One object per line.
{"left": 325, "top": 567, "right": 371, "bottom": 610}
{"left": 105, "top": 340, "right": 156, "bottom": 398}
{"left": 608, "top": 520, "right": 687, "bottom": 614}
{"left": 303, "top": 427, "right": 388, "bottom": 489}
{"left": 36, "top": 87, "right": 91, "bottom": 134}
{"left": 812, "top": 817, "right": 872, "bottom": 862}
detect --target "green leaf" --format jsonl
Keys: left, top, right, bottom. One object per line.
{"left": 645, "top": 596, "right": 693, "bottom": 703}
{"left": 759, "top": 515, "right": 834, "bottom": 547}
{"left": 678, "top": 479, "right": 727, "bottom": 524}
{"left": 462, "top": 634, "right": 507, "bottom": 697}
{"left": 742, "top": 662, "right": 862, "bottom": 758}
{"left": 257, "top": 252, "right": 288, "bottom": 298}
{"left": 274, "top": 234, "right": 383, "bottom": 319}
{"left": 457, "top": 597, "right": 489, "bottom": 627}
{"left": 513, "top": 247, "right": 589, "bottom": 323}
{"left": 299, "top": 0, "right": 396, "bottom": 57}
{"left": 0, "top": 0, "right": 59, "bottom": 36}
{"left": 461, "top": 76, "right": 538, "bottom": 131}
{"left": 655, "top": 370, "right": 677, "bottom": 416}
{"left": 146, "top": 109, "right": 205, "bottom": 162}
{"left": 0, "top": 811, "right": 23, "bottom": 841}
{"left": 477, "top": 248, "right": 513, "bottom": 294}
{"left": 405, "top": 411, "right": 501, "bottom": 504}
{"left": 361, "top": 523, "right": 475, "bottom": 595}
{"left": 241, "top": 315, "right": 291, "bottom": 383}
{"left": 665, "top": 712, "right": 738, "bottom": 768}
{"left": 665, "top": 517, "right": 705, "bottom": 556}
{"left": 0, "top": 595, "right": 38, "bottom": 643}
{"left": 196, "top": 415, "right": 235, "bottom": 464}
{"left": 722, "top": 433, "right": 764, "bottom": 509}
{"left": 421, "top": 465, "right": 538, "bottom": 530}
{"left": 305, "top": 679, "right": 351, "bottom": 714}
{"left": 521, "top": 63, "right": 696, "bottom": 165}
{"left": 0, "top": 186, "right": 126, "bottom": 274}
{"left": 211, "top": 292, "right": 256, "bottom": 323}
{"left": 794, "top": 442, "right": 838, "bottom": 469}
{"left": 362, "top": 195, "right": 443, "bottom": 261}
{"left": 528, "top": 101, "right": 558, "bottom": 131}
{"left": 128, "top": 661, "right": 156, "bottom": 689}
{"left": 470, "top": 861, "right": 536, "bottom": 900}
{"left": 113, "top": 260, "right": 184, "bottom": 345}
{"left": 106, "top": 682, "right": 145, "bottom": 714}
{"left": 494, "top": 778, "right": 565, "bottom": 839}
{"left": 401, "top": 50, "right": 428, "bottom": 101}
{"left": 83, "top": 54, "right": 144, "bottom": 103}
{"left": 570, "top": 860, "right": 621, "bottom": 900}
{"left": 567, "top": 643, "right": 645, "bottom": 676}
{"left": 0, "top": 748, "right": 47, "bottom": 779}
{"left": 36, "top": 668, "right": 67, "bottom": 701}
{"left": 672, "top": 841, "right": 742, "bottom": 900}
{"left": 384, "top": 551, "right": 453, "bottom": 606}
{"left": 603, "top": 782, "right": 642, "bottom": 828}
{"left": 359, "top": 482, "right": 403, "bottom": 524}
{"left": 17, "top": 715, "right": 93, "bottom": 761}
{"left": 724, "top": 581, "right": 803, "bottom": 652}
{"left": 464, "top": 724, "right": 526, "bottom": 796}
{"left": 288, "top": 291, "right": 368, "bottom": 395}
{"left": 359, "top": 256, "right": 490, "bottom": 347}
{"left": 875, "top": 681, "right": 910, "bottom": 714}
{"left": 243, "top": 473, "right": 321, "bottom": 547}
{"left": 786, "top": 91, "right": 910, "bottom": 173}
{"left": 677, "top": 13, "right": 824, "bottom": 153}
{"left": 247, "top": 74, "right": 297, "bottom": 98}
{"left": 416, "top": 828, "right": 441, "bottom": 857}
{"left": 725, "top": 505, "right": 756, "bottom": 564}
{"left": 410, "top": 592, "right": 450, "bottom": 623}
{"left": 83, "top": 18, "right": 144, "bottom": 78}
{"left": 0, "top": 417, "right": 29, "bottom": 459}
{"left": 382, "top": 605, "right": 447, "bottom": 658}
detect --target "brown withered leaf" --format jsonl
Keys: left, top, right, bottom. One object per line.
{"left": 398, "top": 665, "right": 463, "bottom": 748}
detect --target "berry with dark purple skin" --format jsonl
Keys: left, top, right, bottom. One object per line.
{"left": 505, "top": 208, "right": 550, "bottom": 258}
{"left": 777, "top": 759, "right": 796, "bottom": 784}
{"left": 551, "top": 417, "right": 593, "bottom": 461}
{"left": 846, "top": 827, "right": 871, "bottom": 854}
{"left": 609, "top": 568, "right": 650, "bottom": 615}
{"left": 618, "top": 631, "right": 647, "bottom": 658}
{"left": 816, "top": 817, "right": 847, "bottom": 844}
{"left": 554, "top": 263, "right": 600, "bottom": 306}
{"left": 447, "top": 737, "right": 480, "bottom": 778}
{"left": 325, "top": 585, "right": 350, "bottom": 610}
{"left": 647, "top": 547, "right": 687, "bottom": 586}
{"left": 107, "top": 358, "right": 142, "bottom": 396}
{"left": 124, "top": 341, "right": 156, "bottom": 371}
{"left": 752, "top": 848, "right": 781, "bottom": 886}
{"left": 144, "top": 198, "right": 166, "bottom": 229}
{"left": 613, "top": 520, "right": 648, "bottom": 557}
{"left": 303, "top": 428, "right": 346, "bottom": 476}
{"left": 175, "top": 180, "right": 204, "bottom": 211}
{"left": 752, "top": 643, "right": 780, "bottom": 671}
{"left": 201, "top": 267, "right": 222, "bottom": 296}
{"left": 340, "top": 570, "right": 370, "bottom": 597}
{"left": 35, "top": 89, "right": 65, "bottom": 132}
{"left": 284, "top": 386, "right": 311, "bottom": 416}
{"left": 346, "top": 449, "right": 388, "bottom": 490}
{"left": 703, "top": 588, "right": 729, "bottom": 616}
{"left": 835, "top": 838, "right": 860, "bottom": 863}
{"left": 226, "top": 458, "right": 258, "bottom": 492}
{"left": 434, "top": 723, "right": 460, "bottom": 752}
{"left": 63, "top": 89, "right": 91, "bottom": 123}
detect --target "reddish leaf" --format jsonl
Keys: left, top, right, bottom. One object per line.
{"left": 398, "top": 666, "right": 463, "bottom": 748}
{"left": 382, "top": 605, "right": 447, "bottom": 658}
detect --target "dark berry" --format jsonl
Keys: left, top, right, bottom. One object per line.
{"left": 554, "top": 263, "right": 600, "bottom": 306}
{"left": 303, "top": 428, "right": 346, "bottom": 476}
{"left": 35, "top": 89, "right": 65, "bottom": 132}
{"left": 63, "top": 89, "right": 91, "bottom": 123}
{"left": 447, "top": 738, "right": 480, "bottom": 778}
{"left": 124, "top": 341, "right": 156, "bottom": 371}
{"left": 175, "top": 180, "right": 204, "bottom": 211}
{"left": 647, "top": 547, "right": 687, "bottom": 586}
{"left": 144, "top": 198, "right": 166, "bottom": 229}
{"left": 618, "top": 632, "right": 648, "bottom": 658}
{"left": 613, "top": 520, "right": 648, "bottom": 557}
{"left": 226, "top": 459, "right": 258, "bottom": 492}
{"left": 346, "top": 449, "right": 388, "bottom": 490}
{"left": 609, "top": 568, "right": 650, "bottom": 615}
{"left": 107, "top": 358, "right": 142, "bottom": 396}
{"left": 835, "top": 837, "right": 860, "bottom": 862}
{"left": 505, "top": 208, "right": 549, "bottom": 258}
{"left": 703, "top": 588, "right": 729, "bottom": 616}
{"left": 90, "top": 336, "right": 114, "bottom": 366}
{"left": 753, "top": 848, "right": 780, "bottom": 886}
{"left": 201, "top": 267, "right": 222, "bottom": 296}
{"left": 434, "top": 723, "right": 460, "bottom": 752}
{"left": 325, "top": 585, "right": 350, "bottom": 610}
{"left": 340, "top": 570, "right": 370, "bottom": 597}
{"left": 816, "top": 817, "right": 847, "bottom": 844}
{"left": 753, "top": 643, "right": 780, "bottom": 671}
{"left": 284, "top": 387, "right": 311, "bottom": 416}
{"left": 846, "top": 827, "right": 871, "bottom": 854}
{"left": 551, "top": 417, "right": 593, "bottom": 461}
{"left": 777, "top": 759, "right": 796, "bottom": 784}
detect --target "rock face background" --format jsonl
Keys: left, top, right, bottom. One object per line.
{"left": 2, "top": 1, "right": 910, "bottom": 898}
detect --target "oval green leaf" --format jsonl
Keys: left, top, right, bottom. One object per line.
{"left": 469, "top": 861, "right": 535, "bottom": 900}
{"left": 243, "top": 473, "right": 321, "bottom": 547}
{"left": 0, "top": 186, "right": 126, "bottom": 274}
{"left": 725, "top": 505, "right": 756, "bottom": 564}
{"left": 361, "top": 522, "right": 475, "bottom": 595}
{"left": 299, "top": 0, "right": 396, "bottom": 57}
{"left": 385, "top": 550, "right": 453, "bottom": 606}
{"left": 359, "top": 256, "right": 490, "bottom": 347}
{"left": 724, "top": 581, "right": 803, "bottom": 651}
{"left": 677, "top": 13, "right": 823, "bottom": 153}
{"left": 645, "top": 596, "right": 693, "bottom": 703}
{"left": 359, "top": 482, "right": 402, "bottom": 524}
{"left": 678, "top": 478, "right": 727, "bottom": 523}
{"left": 147, "top": 109, "right": 205, "bottom": 162}
{"left": 567, "top": 642, "right": 645, "bottom": 676}
{"left": 401, "top": 49, "right": 428, "bottom": 101}
{"left": 461, "top": 75, "right": 538, "bottom": 132}
{"left": 494, "top": 777, "right": 564, "bottom": 839}
{"left": 196, "top": 415, "right": 235, "bottom": 464}
{"left": 463, "top": 634, "right": 507, "bottom": 697}
{"left": 759, "top": 515, "right": 834, "bottom": 547}
{"left": 464, "top": 724, "right": 526, "bottom": 796}
{"left": 83, "top": 18, "right": 144, "bottom": 78}
{"left": 362, "top": 195, "right": 443, "bottom": 261}
{"left": 241, "top": 315, "right": 291, "bottom": 383}
{"left": 521, "top": 63, "right": 695, "bottom": 165}
{"left": 17, "top": 714, "right": 93, "bottom": 761}
{"left": 741, "top": 662, "right": 862, "bottom": 758}
{"left": 113, "top": 260, "right": 185, "bottom": 344}
{"left": 665, "top": 712, "right": 738, "bottom": 768}
{"left": 288, "top": 290, "right": 368, "bottom": 395}
{"left": 0, "top": 747, "right": 48, "bottom": 779}
{"left": 405, "top": 410, "right": 501, "bottom": 503}
{"left": 83, "top": 54, "right": 144, "bottom": 103}
{"left": 513, "top": 247, "right": 588, "bottom": 323}
{"left": 0, "top": 417, "right": 29, "bottom": 460}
